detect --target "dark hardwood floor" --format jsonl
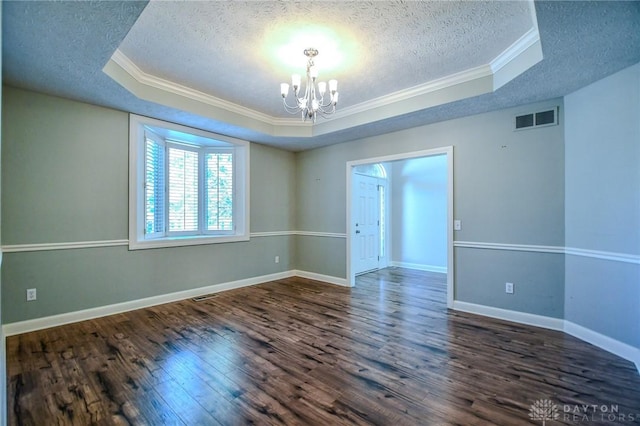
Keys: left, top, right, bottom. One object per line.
{"left": 7, "top": 268, "right": 640, "bottom": 425}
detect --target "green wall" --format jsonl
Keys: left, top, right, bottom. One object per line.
{"left": 0, "top": 3, "right": 6, "bottom": 424}
{"left": 3, "top": 62, "right": 638, "bottom": 352}
{"left": 564, "top": 63, "right": 640, "bottom": 348}
{"left": 296, "top": 99, "right": 566, "bottom": 318}
{"left": 2, "top": 88, "right": 127, "bottom": 244}
{"left": 2, "top": 87, "right": 296, "bottom": 323}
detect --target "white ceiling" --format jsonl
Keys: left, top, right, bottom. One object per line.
{"left": 115, "top": 1, "right": 534, "bottom": 117}
{"left": 106, "top": 1, "right": 541, "bottom": 139}
{"left": 3, "top": 1, "right": 640, "bottom": 151}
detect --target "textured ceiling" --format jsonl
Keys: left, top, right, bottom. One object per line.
{"left": 118, "top": 1, "right": 533, "bottom": 117}
{"left": 3, "top": 1, "right": 640, "bottom": 151}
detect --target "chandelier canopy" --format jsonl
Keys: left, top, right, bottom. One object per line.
{"left": 280, "top": 48, "right": 339, "bottom": 122}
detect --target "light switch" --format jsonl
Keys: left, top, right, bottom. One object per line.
{"left": 454, "top": 220, "right": 462, "bottom": 231}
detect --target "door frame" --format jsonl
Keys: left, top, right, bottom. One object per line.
{"left": 346, "top": 146, "right": 454, "bottom": 309}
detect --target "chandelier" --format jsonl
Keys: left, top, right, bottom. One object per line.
{"left": 280, "top": 48, "right": 339, "bottom": 122}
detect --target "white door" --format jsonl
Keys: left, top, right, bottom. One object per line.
{"left": 353, "top": 174, "right": 380, "bottom": 274}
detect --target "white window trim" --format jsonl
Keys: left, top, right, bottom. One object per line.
{"left": 143, "top": 129, "right": 166, "bottom": 240}
{"left": 129, "top": 114, "right": 250, "bottom": 250}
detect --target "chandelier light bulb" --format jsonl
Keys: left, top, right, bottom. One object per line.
{"left": 280, "top": 83, "right": 289, "bottom": 98}
{"left": 291, "top": 74, "right": 301, "bottom": 90}
{"left": 279, "top": 48, "right": 339, "bottom": 123}
{"left": 318, "top": 81, "right": 327, "bottom": 96}
{"left": 329, "top": 79, "right": 338, "bottom": 94}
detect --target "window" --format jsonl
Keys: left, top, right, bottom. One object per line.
{"left": 354, "top": 163, "right": 387, "bottom": 179}
{"left": 130, "top": 115, "right": 249, "bottom": 249}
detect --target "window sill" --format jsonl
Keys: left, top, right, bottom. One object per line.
{"left": 129, "top": 234, "right": 249, "bottom": 250}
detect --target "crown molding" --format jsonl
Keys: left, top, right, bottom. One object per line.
{"left": 490, "top": 27, "right": 540, "bottom": 74}
{"left": 332, "top": 64, "right": 493, "bottom": 120}
{"left": 104, "top": 24, "right": 542, "bottom": 138}
{"left": 110, "top": 50, "right": 277, "bottom": 126}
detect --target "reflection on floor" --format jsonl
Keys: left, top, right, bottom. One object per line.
{"left": 7, "top": 268, "right": 640, "bottom": 425}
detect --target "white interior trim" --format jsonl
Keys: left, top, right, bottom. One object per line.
{"left": 564, "top": 247, "right": 640, "bottom": 264}
{"left": 453, "top": 301, "right": 640, "bottom": 375}
{"left": 346, "top": 146, "right": 454, "bottom": 307}
{"left": 2, "top": 239, "right": 129, "bottom": 253}
{"left": 454, "top": 240, "right": 565, "bottom": 254}
{"left": 0, "top": 232, "right": 345, "bottom": 253}
{"left": 455, "top": 241, "right": 639, "bottom": 264}
{"left": 452, "top": 300, "right": 565, "bottom": 331}
{"left": 490, "top": 27, "right": 543, "bottom": 90}
{"left": 4, "top": 237, "right": 638, "bottom": 267}
{"left": 110, "top": 50, "right": 276, "bottom": 126}
{"left": 1, "top": 270, "right": 348, "bottom": 336}
{"left": 3, "top": 271, "right": 291, "bottom": 336}
{"left": 390, "top": 261, "right": 447, "bottom": 274}
{"left": 490, "top": 28, "right": 540, "bottom": 74}
{"left": 296, "top": 231, "right": 347, "bottom": 238}
{"left": 333, "top": 64, "right": 491, "bottom": 119}
{"left": 293, "top": 270, "right": 349, "bottom": 287}
{"left": 104, "top": 27, "right": 541, "bottom": 140}
{"left": 128, "top": 114, "right": 251, "bottom": 251}
{"left": 250, "top": 231, "right": 297, "bottom": 238}
{"left": 564, "top": 321, "right": 640, "bottom": 375}
{"left": 4, "top": 269, "right": 637, "bottom": 376}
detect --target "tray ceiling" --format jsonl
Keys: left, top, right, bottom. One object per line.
{"left": 115, "top": 1, "right": 534, "bottom": 116}
{"left": 105, "top": 1, "right": 541, "bottom": 137}
{"left": 3, "top": 1, "right": 640, "bottom": 151}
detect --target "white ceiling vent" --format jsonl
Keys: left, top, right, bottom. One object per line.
{"left": 514, "top": 107, "right": 558, "bottom": 131}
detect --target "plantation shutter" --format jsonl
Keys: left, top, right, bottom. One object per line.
{"left": 144, "top": 132, "right": 165, "bottom": 238}
{"left": 206, "top": 151, "right": 234, "bottom": 231}
{"left": 168, "top": 144, "right": 199, "bottom": 233}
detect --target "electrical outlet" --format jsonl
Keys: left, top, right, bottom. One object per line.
{"left": 26, "top": 288, "right": 37, "bottom": 301}
{"left": 454, "top": 220, "right": 462, "bottom": 231}
{"left": 505, "top": 282, "right": 514, "bottom": 294}
{"left": 275, "top": 255, "right": 280, "bottom": 264}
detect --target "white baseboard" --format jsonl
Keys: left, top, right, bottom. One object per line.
{"left": 3, "top": 271, "right": 295, "bottom": 336}
{"left": 390, "top": 261, "right": 447, "bottom": 274}
{"left": 4, "top": 272, "right": 638, "bottom": 376}
{"left": 293, "top": 270, "right": 350, "bottom": 287}
{"left": 452, "top": 301, "right": 564, "bottom": 331}
{"left": 453, "top": 300, "right": 640, "bottom": 375}
{"left": 2, "top": 270, "right": 348, "bottom": 336}
{"left": 564, "top": 321, "right": 640, "bottom": 375}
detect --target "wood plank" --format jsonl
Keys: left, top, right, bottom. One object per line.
{"left": 7, "top": 268, "right": 640, "bottom": 425}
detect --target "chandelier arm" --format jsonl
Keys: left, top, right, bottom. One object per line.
{"left": 316, "top": 103, "right": 337, "bottom": 118}
{"left": 279, "top": 48, "right": 338, "bottom": 122}
{"left": 316, "top": 96, "right": 334, "bottom": 109}
{"left": 282, "top": 97, "right": 303, "bottom": 114}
